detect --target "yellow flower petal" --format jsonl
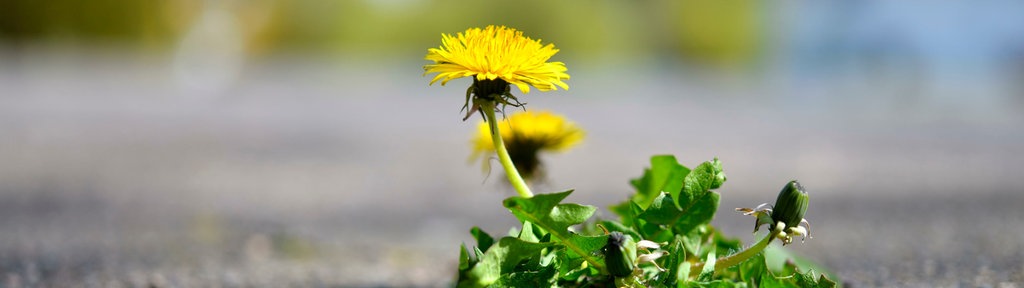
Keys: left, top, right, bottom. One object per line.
{"left": 471, "top": 110, "right": 585, "bottom": 158}
{"left": 424, "top": 25, "right": 570, "bottom": 93}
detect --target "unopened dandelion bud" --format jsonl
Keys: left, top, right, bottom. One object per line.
{"left": 603, "top": 232, "right": 636, "bottom": 277}
{"left": 771, "top": 180, "right": 809, "bottom": 228}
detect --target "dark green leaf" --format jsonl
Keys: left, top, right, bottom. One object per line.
{"left": 631, "top": 155, "right": 690, "bottom": 209}
{"left": 675, "top": 192, "right": 719, "bottom": 235}
{"left": 503, "top": 190, "right": 604, "bottom": 273}
{"left": 555, "top": 249, "right": 586, "bottom": 280}
{"left": 656, "top": 236, "right": 686, "bottom": 287}
{"left": 471, "top": 226, "right": 494, "bottom": 252}
{"left": 458, "top": 243, "right": 475, "bottom": 285}
{"left": 504, "top": 191, "right": 596, "bottom": 234}
{"left": 564, "top": 234, "right": 608, "bottom": 260}
{"left": 680, "top": 227, "right": 704, "bottom": 259}
{"left": 609, "top": 200, "right": 634, "bottom": 223}
{"left": 636, "top": 192, "right": 719, "bottom": 236}
{"left": 736, "top": 250, "right": 767, "bottom": 287}
{"left": 697, "top": 244, "right": 717, "bottom": 282}
{"left": 676, "top": 261, "right": 693, "bottom": 287}
{"left": 679, "top": 280, "right": 745, "bottom": 288}
{"left": 488, "top": 265, "right": 558, "bottom": 287}
{"left": 759, "top": 258, "right": 837, "bottom": 288}
{"left": 599, "top": 220, "right": 640, "bottom": 240}
{"left": 709, "top": 158, "right": 727, "bottom": 189}
{"left": 519, "top": 221, "right": 541, "bottom": 243}
{"left": 638, "top": 193, "right": 679, "bottom": 225}
{"left": 678, "top": 159, "right": 723, "bottom": 209}
{"left": 458, "top": 237, "right": 553, "bottom": 288}
{"left": 474, "top": 246, "right": 485, "bottom": 261}
{"left": 503, "top": 191, "right": 572, "bottom": 223}
{"left": 459, "top": 243, "right": 471, "bottom": 271}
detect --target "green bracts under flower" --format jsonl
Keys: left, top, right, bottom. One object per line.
{"left": 771, "top": 180, "right": 809, "bottom": 228}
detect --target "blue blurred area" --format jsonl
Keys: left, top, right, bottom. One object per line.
{"left": 770, "top": 0, "right": 1024, "bottom": 118}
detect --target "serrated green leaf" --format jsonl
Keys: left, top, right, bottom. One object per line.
{"left": 680, "top": 227, "right": 703, "bottom": 259}
{"left": 459, "top": 244, "right": 471, "bottom": 270}
{"left": 555, "top": 249, "right": 586, "bottom": 280}
{"left": 503, "top": 190, "right": 604, "bottom": 273}
{"left": 555, "top": 235, "right": 607, "bottom": 281}
{"left": 736, "top": 251, "right": 767, "bottom": 286}
{"left": 794, "top": 270, "right": 819, "bottom": 287}
{"left": 631, "top": 155, "right": 690, "bottom": 209}
{"left": 764, "top": 246, "right": 838, "bottom": 282}
{"left": 758, "top": 257, "right": 837, "bottom": 288}
{"left": 564, "top": 234, "right": 608, "bottom": 259}
{"left": 816, "top": 274, "right": 838, "bottom": 288}
{"left": 636, "top": 192, "right": 719, "bottom": 236}
{"left": 474, "top": 246, "right": 486, "bottom": 262}
{"left": 471, "top": 227, "right": 494, "bottom": 252}
{"left": 676, "top": 261, "right": 692, "bottom": 287}
{"left": 609, "top": 200, "right": 634, "bottom": 223}
{"left": 539, "top": 233, "right": 552, "bottom": 243}
{"left": 651, "top": 155, "right": 690, "bottom": 206}
{"left": 599, "top": 220, "right": 640, "bottom": 240}
{"left": 676, "top": 192, "right": 719, "bottom": 234}
{"left": 629, "top": 200, "right": 647, "bottom": 230}
{"left": 678, "top": 159, "right": 723, "bottom": 209}
{"left": 458, "top": 243, "right": 476, "bottom": 285}
{"left": 629, "top": 167, "right": 652, "bottom": 199}
{"left": 638, "top": 193, "right": 679, "bottom": 225}
{"left": 655, "top": 236, "right": 685, "bottom": 287}
{"left": 503, "top": 191, "right": 571, "bottom": 221}
{"left": 709, "top": 158, "right": 727, "bottom": 189}
{"left": 458, "top": 237, "right": 553, "bottom": 288}
{"left": 697, "top": 244, "right": 717, "bottom": 282}
{"left": 452, "top": 154, "right": 837, "bottom": 287}
{"left": 539, "top": 250, "right": 558, "bottom": 267}
{"left": 550, "top": 203, "right": 597, "bottom": 232}
{"left": 519, "top": 221, "right": 540, "bottom": 243}
{"left": 679, "top": 280, "right": 745, "bottom": 288}
{"left": 488, "top": 265, "right": 558, "bottom": 288}
{"left": 504, "top": 191, "right": 596, "bottom": 233}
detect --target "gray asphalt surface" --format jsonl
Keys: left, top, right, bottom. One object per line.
{"left": 2, "top": 50, "right": 1023, "bottom": 287}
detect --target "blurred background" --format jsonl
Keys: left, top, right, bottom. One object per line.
{"left": 2, "top": 0, "right": 1024, "bottom": 287}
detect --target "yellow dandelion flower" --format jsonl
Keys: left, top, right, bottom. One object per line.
{"left": 425, "top": 26, "right": 570, "bottom": 120}
{"left": 471, "top": 110, "right": 584, "bottom": 181}
{"left": 425, "top": 25, "right": 570, "bottom": 93}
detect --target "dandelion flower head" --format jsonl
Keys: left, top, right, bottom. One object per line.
{"left": 424, "top": 25, "right": 570, "bottom": 94}
{"left": 471, "top": 110, "right": 584, "bottom": 180}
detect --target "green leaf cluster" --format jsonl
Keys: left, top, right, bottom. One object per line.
{"left": 455, "top": 155, "right": 837, "bottom": 287}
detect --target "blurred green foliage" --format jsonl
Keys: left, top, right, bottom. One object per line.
{"left": 0, "top": 0, "right": 763, "bottom": 66}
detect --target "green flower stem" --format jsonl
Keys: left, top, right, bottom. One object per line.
{"left": 691, "top": 227, "right": 778, "bottom": 277}
{"left": 480, "top": 101, "right": 534, "bottom": 198}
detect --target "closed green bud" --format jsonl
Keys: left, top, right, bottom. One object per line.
{"left": 771, "top": 180, "right": 808, "bottom": 228}
{"left": 603, "top": 232, "right": 636, "bottom": 277}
